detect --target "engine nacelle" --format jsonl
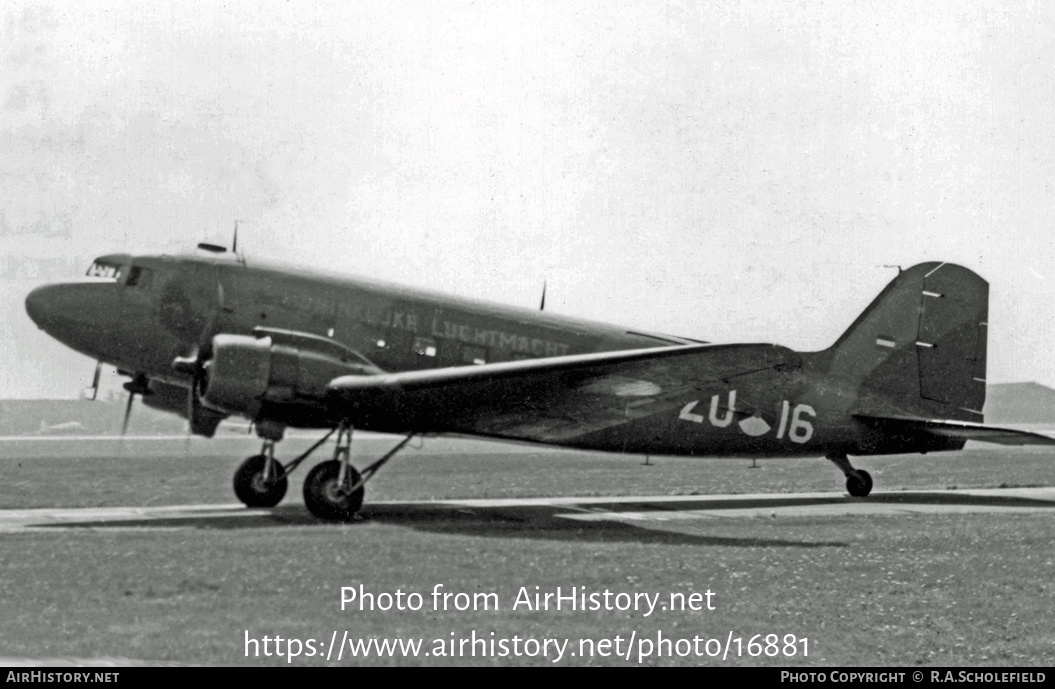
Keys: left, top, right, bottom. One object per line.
{"left": 199, "top": 332, "right": 380, "bottom": 417}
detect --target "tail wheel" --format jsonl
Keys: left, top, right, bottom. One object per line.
{"left": 303, "top": 459, "right": 364, "bottom": 521}
{"left": 233, "top": 454, "right": 288, "bottom": 507}
{"left": 846, "top": 469, "right": 873, "bottom": 498}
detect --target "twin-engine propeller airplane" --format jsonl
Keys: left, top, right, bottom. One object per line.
{"left": 25, "top": 247, "right": 1055, "bottom": 520}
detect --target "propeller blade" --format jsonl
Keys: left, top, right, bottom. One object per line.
{"left": 121, "top": 391, "right": 136, "bottom": 436}
{"left": 120, "top": 375, "right": 150, "bottom": 436}
{"left": 539, "top": 280, "right": 547, "bottom": 311}
{"left": 185, "top": 386, "right": 194, "bottom": 451}
{"left": 88, "top": 361, "right": 101, "bottom": 401}
{"left": 186, "top": 383, "right": 195, "bottom": 436}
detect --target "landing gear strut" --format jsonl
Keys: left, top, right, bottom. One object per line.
{"left": 229, "top": 421, "right": 415, "bottom": 520}
{"left": 303, "top": 422, "right": 416, "bottom": 521}
{"left": 826, "top": 452, "right": 873, "bottom": 497}
{"left": 303, "top": 423, "right": 362, "bottom": 521}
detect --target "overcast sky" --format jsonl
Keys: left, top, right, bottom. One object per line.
{"left": 3, "top": 0, "right": 1054, "bottom": 398}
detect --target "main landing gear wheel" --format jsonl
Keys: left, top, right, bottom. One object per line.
{"left": 242, "top": 422, "right": 414, "bottom": 521}
{"left": 303, "top": 460, "right": 364, "bottom": 521}
{"left": 845, "top": 469, "right": 873, "bottom": 498}
{"left": 233, "top": 454, "right": 288, "bottom": 507}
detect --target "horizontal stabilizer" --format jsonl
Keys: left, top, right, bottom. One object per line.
{"left": 854, "top": 413, "right": 1055, "bottom": 446}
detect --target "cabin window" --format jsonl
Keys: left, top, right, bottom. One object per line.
{"left": 413, "top": 336, "right": 437, "bottom": 357}
{"left": 462, "top": 345, "right": 487, "bottom": 365}
{"left": 355, "top": 327, "right": 387, "bottom": 351}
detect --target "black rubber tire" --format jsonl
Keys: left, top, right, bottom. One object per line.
{"left": 846, "top": 469, "right": 873, "bottom": 498}
{"left": 233, "top": 454, "right": 288, "bottom": 508}
{"left": 303, "top": 460, "right": 364, "bottom": 521}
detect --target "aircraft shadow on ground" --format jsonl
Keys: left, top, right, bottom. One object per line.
{"left": 32, "top": 503, "right": 837, "bottom": 548}
{"left": 32, "top": 490, "right": 1053, "bottom": 546}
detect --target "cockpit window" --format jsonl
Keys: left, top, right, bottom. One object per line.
{"left": 86, "top": 260, "right": 124, "bottom": 280}
{"left": 125, "top": 266, "right": 153, "bottom": 288}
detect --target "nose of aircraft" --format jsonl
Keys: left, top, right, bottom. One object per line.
{"left": 25, "top": 284, "right": 62, "bottom": 331}
{"left": 25, "top": 281, "right": 122, "bottom": 348}
{"left": 27, "top": 278, "right": 165, "bottom": 371}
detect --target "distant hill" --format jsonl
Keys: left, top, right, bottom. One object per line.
{"left": 984, "top": 382, "right": 1055, "bottom": 424}
{"left": 1, "top": 382, "right": 1054, "bottom": 436}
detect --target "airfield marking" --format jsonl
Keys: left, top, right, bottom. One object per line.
{"left": 0, "top": 504, "right": 265, "bottom": 532}
{"left": 0, "top": 488, "right": 1052, "bottom": 531}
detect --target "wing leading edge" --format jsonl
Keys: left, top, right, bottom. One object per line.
{"left": 328, "top": 343, "right": 800, "bottom": 443}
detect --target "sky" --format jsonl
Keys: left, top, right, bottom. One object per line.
{"left": 3, "top": 0, "right": 1054, "bottom": 398}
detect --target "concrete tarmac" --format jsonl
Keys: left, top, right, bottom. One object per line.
{"left": 1, "top": 487, "right": 1052, "bottom": 532}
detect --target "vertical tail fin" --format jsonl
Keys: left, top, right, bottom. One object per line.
{"left": 825, "top": 262, "right": 988, "bottom": 420}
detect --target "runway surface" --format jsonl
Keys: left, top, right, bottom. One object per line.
{"left": 2, "top": 486, "right": 1053, "bottom": 531}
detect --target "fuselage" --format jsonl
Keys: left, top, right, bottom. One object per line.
{"left": 24, "top": 250, "right": 964, "bottom": 459}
